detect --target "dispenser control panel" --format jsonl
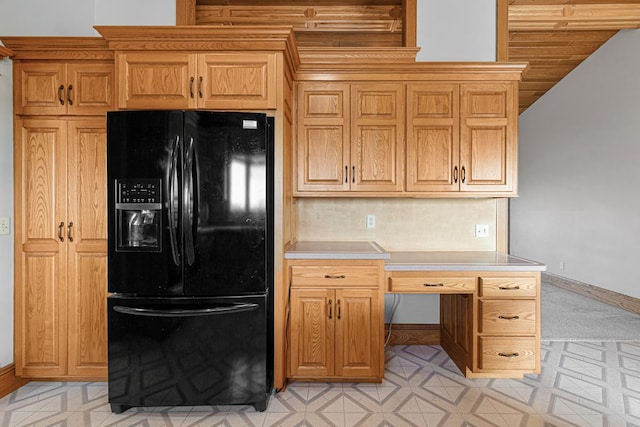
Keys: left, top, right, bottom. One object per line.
{"left": 118, "top": 180, "right": 160, "bottom": 204}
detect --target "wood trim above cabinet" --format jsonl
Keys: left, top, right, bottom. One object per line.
{"left": 0, "top": 45, "right": 14, "bottom": 59}
{"left": 0, "top": 38, "right": 112, "bottom": 61}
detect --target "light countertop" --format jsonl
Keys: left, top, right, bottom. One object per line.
{"left": 385, "top": 251, "right": 546, "bottom": 271}
{"left": 284, "top": 241, "right": 390, "bottom": 260}
{"left": 285, "top": 241, "right": 546, "bottom": 271}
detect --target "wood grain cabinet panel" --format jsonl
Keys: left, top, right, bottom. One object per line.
{"left": 296, "top": 82, "right": 404, "bottom": 193}
{"left": 478, "top": 337, "right": 537, "bottom": 371}
{"left": 15, "top": 118, "right": 108, "bottom": 379}
{"left": 117, "top": 52, "right": 276, "bottom": 110}
{"left": 15, "top": 62, "right": 113, "bottom": 116}
{"left": 407, "top": 82, "right": 517, "bottom": 195}
{"left": 288, "top": 261, "right": 384, "bottom": 381}
{"left": 460, "top": 83, "right": 517, "bottom": 193}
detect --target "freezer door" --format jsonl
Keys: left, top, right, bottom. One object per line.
{"left": 107, "top": 111, "right": 184, "bottom": 296}
{"left": 107, "top": 295, "right": 271, "bottom": 412}
{"left": 182, "top": 112, "right": 273, "bottom": 296}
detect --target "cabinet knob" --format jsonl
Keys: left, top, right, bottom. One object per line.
{"left": 423, "top": 283, "right": 444, "bottom": 287}
{"left": 67, "top": 85, "right": 73, "bottom": 106}
{"left": 67, "top": 222, "right": 74, "bottom": 242}
{"left": 58, "top": 221, "right": 65, "bottom": 242}
{"left": 498, "top": 352, "right": 520, "bottom": 358}
{"left": 58, "top": 85, "right": 65, "bottom": 105}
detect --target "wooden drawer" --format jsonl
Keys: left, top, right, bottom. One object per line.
{"left": 478, "top": 337, "right": 536, "bottom": 371}
{"left": 479, "top": 300, "right": 536, "bottom": 335}
{"left": 291, "top": 265, "right": 379, "bottom": 287}
{"left": 388, "top": 275, "right": 476, "bottom": 294}
{"left": 479, "top": 277, "right": 537, "bottom": 298}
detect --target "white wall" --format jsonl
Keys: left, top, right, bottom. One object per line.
{"left": 0, "top": 0, "right": 174, "bottom": 368}
{"left": 511, "top": 29, "right": 640, "bottom": 299}
{"left": 417, "top": 0, "right": 496, "bottom": 61}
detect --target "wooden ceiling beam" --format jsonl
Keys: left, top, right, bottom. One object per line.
{"left": 509, "top": 4, "right": 640, "bottom": 31}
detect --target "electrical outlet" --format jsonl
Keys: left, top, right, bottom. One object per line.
{"left": 366, "top": 214, "right": 376, "bottom": 229}
{"left": 475, "top": 224, "right": 489, "bottom": 238}
{"left": 0, "top": 217, "right": 10, "bottom": 235}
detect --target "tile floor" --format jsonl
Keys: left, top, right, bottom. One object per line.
{"left": 2, "top": 341, "right": 640, "bottom": 426}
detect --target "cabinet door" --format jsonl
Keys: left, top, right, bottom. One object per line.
{"left": 406, "top": 84, "right": 460, "bottom": 192}
{"left": 289, "top": 288, "right": 335, "bottom": 377}
{"left": 14, "top": 62, "right": 67, "bottom": 115}
{"left": 460, "top": 83, "right": 516, "bottom": 193}
{"left": 14, "top": 119, "right": 68, "bottom": 377}
{"left": 296, "top": 83, "right": 350, "bottom": 192}
{"left": 66, "top": 119, "right": 108, "bottom": 377}
{"left": 67, "top": 63, "right": 114, "bottom": 115}
{"left": 198, "top": 53, "right": 276, "bottom": 109}
{"left": 351, "top": 84, "right": 404, "bottom": 192}
{"left": 334, "top": 288, "right": 382, "bottom": 378}
{"left": 117, "top": 53, "right": 196, "bottom": 109}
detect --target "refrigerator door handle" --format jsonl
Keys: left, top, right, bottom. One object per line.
{"left": 168, "top": 135, "right": 181, "bottom": 266}
{"left": 184, "top": 136, "right": 196, "bottom": 266}
{"left": 113, "top": 303, "right": 259, "bottom": 317}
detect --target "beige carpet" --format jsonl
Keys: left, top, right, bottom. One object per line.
{"left": 542, "top": 282, "right": 640, "bottom": 341}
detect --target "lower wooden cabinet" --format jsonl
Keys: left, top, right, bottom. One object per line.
{"left": 474, "top": 274, "right": 540, "bottom": 376}
{"left": 287, "top": 260, "right": 385, "bottom": 381}
{"left": 387, "top": 270, "right": 541, "bottom": 378}
{"left": 14, "top": 118, "right": 108, "bottom": 379}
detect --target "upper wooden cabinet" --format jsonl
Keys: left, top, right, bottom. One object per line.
{"left": 1, "top": 37, "right": 114, "bottom": 117}
{"left": 14, "top": 62, "right": 114, "bottom": 116}
{"left": 116, "top": 52, "right": 277, "bottom": 110}
{"left": 295, "top": 62, "right": 527, "bottom": 197}
{"left": 406, "top": 82, "right": 517, "bottom": 194}
{"left": 296, "top": 82, "right": 405, "bottom": 193}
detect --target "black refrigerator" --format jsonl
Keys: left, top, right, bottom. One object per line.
{"left": 106, "top": 110, "right": 274, "bottom": 413}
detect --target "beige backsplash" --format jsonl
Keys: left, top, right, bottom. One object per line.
{"left": 296, "top": 198, "right": 498, "bottom": 251}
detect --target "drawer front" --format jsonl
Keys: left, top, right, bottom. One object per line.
{"left": 388, "top": 276, "right": 476, "bottom": 294}
{"left": 479, "top": 277, "right": 537, "bottom": 298}
{"left": 291, "top": 265, "right": 379, "bottom": 287}
{"left": 478, "top": 337, "right": 536, "bottom": 371}
{"left": 479, "top": 300, "right": 536, "bottom": 334}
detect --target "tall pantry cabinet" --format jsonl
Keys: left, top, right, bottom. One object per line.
{"left": 3, "top": 37, "right": 114, "bottom": 378}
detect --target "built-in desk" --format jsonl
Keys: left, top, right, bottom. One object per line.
{"left": 284, "top": 242, "right": 546, "bottom": 380}
{"left": 384, "top": 251, "right": 545, "bottom": 378}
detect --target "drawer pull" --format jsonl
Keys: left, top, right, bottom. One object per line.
{"left": 324, "top": 274, "right": 346, "bottom": 279}
{"left": 337, "top": 299, "right": 341, "bottom": 319}
{"left": 328, "top": 299, "right": 333, "bottom": 319}
{"left": 423, "top": 283, "right": 444, "bottom": 287}
{"left": 498, "top": 285, "right": 520, "bottom": 290}
{"left": 498, "top": 352, "right": 520, "bottom": 358}
{"left": 498, "top": 315, "right": 520, "bottom": 320}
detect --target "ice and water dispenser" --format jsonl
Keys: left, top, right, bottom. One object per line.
{"left": 115, "top": 179, "right": 162, "bottom": 252}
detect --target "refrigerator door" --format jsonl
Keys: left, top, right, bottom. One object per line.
{"left": 107, "top": 294, "right": 271, "bottom": 412}
{"left": 183, "top": 112, "right": 272, "bottom": 296}
{"left": 107, "top": 111, "right": 185, "bottom": 296}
